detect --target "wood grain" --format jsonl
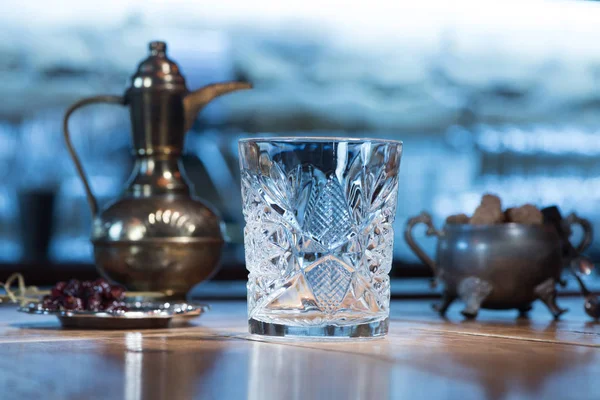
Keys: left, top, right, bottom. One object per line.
{"left": 0, "top": 298, "right": 598, "bottom": 400}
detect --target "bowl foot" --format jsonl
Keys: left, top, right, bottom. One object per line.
{"left": 460, "top": 309, "right": 478, "bottom": 319}
{"left": 458, "top": 277, "right": 493, "bottom": 321}
{"left": 432, "top": 291, "right": 457, "bottom": 316}
{"left": 535, "top": 278, "right": 568, "bottom": 319}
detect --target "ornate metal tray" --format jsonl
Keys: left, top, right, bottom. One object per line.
{"left": 18, "top": 301, "right": 209, "bottom": 329}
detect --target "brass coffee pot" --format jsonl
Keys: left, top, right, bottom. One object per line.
{"left": 63, "top": 41, "right": 251, "bottom": 299}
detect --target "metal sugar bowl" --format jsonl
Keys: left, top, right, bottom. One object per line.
{"left": 63, "top": 41, "right": 251, "bottom": 299}
{"left": 405, "top": 210, "right": 594, "bottom": 319}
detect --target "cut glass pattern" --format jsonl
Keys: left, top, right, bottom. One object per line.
{"left": 239, "top": 138, "right": 402, "bottom": 327}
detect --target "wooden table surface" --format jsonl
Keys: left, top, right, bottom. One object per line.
{"left": 0, "top": 298, "right": 599, "bottom": 400}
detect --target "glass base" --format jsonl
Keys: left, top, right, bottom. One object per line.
{"left": 248, "top": 317, "right": 388, "bottom": 339}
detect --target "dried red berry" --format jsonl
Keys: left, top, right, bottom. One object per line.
{"left": 42, "top": 295, "right": 59, "bottom": 311}
{"left": 104, "top": 300, "right": 129, "bottom": 312}
{"left": 93, "top": 279, "right": 111, "bottom": 297}
{"left": 44, "top": 279, "right": 128, "bottom": 312}
{"left": 63, "top": 279, "right": 82, "bottom": 297}
{"left": 73, "top": 297, "right": 84, "bottom": 311}
{"left": 109, "top": 286, "right": 126, "bottom": 301}
{"left": 51, "top": 281, "right": 67, "bottom": 297}
{"left": 86, "top": 294, "right": 103, "bottom": 311}
{"left": 62, "top": 295, "right": 81, "bottom": 310}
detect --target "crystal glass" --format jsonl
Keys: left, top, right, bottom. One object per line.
{"left": 239, "top": 137, "right": 402, "bottom": 338}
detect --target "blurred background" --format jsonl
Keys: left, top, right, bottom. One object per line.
{"left": 1, "top": 0, "right": 600, "bottom": 283}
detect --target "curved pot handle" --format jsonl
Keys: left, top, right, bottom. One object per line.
{"left": 565, "top": 212, "right": 594, "bottom": 254}
{"left": 562, "top": 212, "right": 600, "bottom": 318}
{"left": 404, "top": 211, "right": 442, "bottom": 287}
{"left": 63, "top": 95, "right": 125, "bottom": 217}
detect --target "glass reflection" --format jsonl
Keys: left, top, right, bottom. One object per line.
{"left": 124, "top": 333, "right": 143, "bottom": 400}
{"left": 248, "top": 340, "right": 391, "bottom": 400}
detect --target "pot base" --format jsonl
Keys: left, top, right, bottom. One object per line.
{"left": 434, "top": 277, "right": 568, "bottom": 320}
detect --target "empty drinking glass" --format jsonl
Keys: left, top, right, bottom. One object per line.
{"left": 239, "top": 137, "right": 402, "bottom": 338}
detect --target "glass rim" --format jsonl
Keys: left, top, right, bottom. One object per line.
{"left": 238, "top": 136, "right": 403, "bottom": 145}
